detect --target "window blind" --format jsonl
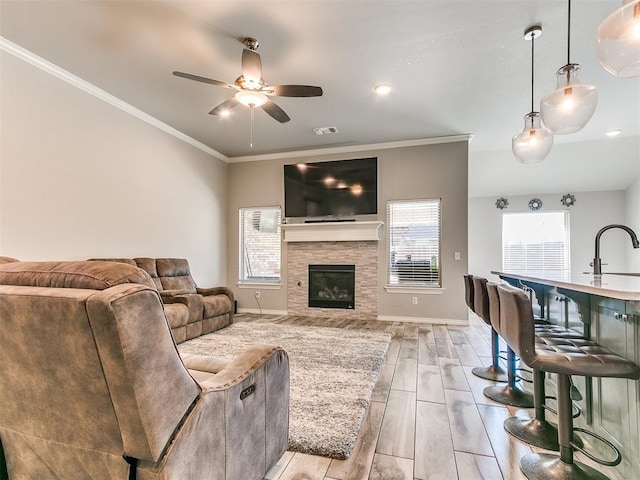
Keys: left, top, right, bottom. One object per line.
{"left": 387, "top": 198, "right": 441, "bottom": 287}
{"left": 502, "top": 211, "right": 570, "bottom": 279}
{"left": 239, "top": 206, "right": 282, "bottom": 282}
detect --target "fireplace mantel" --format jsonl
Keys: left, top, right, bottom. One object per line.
{"left": 282, "top": 221, "right": 383, "bottom": 242}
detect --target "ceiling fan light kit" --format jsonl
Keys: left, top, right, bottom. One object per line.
{"left": 596, "top": 0, "right": 640, "bottom": 78}
{"left": 173, "top": 37, "right": 323, "bottom": 125}
{"left": 512, "top": 25, "right": 553, "bottom": 164}
{"left": 541, "top": 0, "right": 598, "bottom": 135}
{"left": 235, "top": 90, "right": 268, "bottom": 108}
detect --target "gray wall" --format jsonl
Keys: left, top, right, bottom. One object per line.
{"left": 228, "top": 140, "right": 469, "bottom": 322}
{"left": 626, "top": 173, "right": 640, "bottom": 272}
{"left": 468, "top": 190, "right": 633, "bottom": 282}
{"left": 0, "top": 51, "right": 229, "bottom": 285}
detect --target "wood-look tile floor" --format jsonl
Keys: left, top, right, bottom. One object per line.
{"left": 231, "top": 313, "right": 623, "bottom": 480}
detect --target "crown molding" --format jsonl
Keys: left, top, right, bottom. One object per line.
{"left": 0, "top": 36, "right": 229, "bottom": 163}
{"left": 228, "top": 134, "right": 473, "bottom": 163}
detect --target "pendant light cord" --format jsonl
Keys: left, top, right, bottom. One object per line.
{"left": 531, "top": 31, "right": 535, "bottom": 113}
{"left": 567, "top": 0, "right": 571, "bottom": 65}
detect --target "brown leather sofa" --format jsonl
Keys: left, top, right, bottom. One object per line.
{"left": 0, "top": 260, "right": 289, "bottom": 480}
{"left": 89, "top": 257, "right": 234, "bottom": 344}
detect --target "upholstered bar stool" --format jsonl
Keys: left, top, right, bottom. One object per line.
{"left": 471, "top": 276, "right": 508, "bottom": 382}
{"left": 463, "top": 274, "right": 475, "bottom": 312}
{"left": 497, "top": 284, "right": 640, "bottom": 480}
{"left": 498, "top": 284, "right": 585, "bottom": 451}
{"left": 483, "top": 282, "right": 534, "bottom": 408}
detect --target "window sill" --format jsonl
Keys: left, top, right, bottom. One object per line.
{"left": 385, "top": 285, "right": 445, "bottom": 295}
{"left": 237, "top": 282, "right": 282, "bottom": 290}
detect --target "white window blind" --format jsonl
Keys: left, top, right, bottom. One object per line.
{"left": 239, "top": 206, "right": 282, "bottom": 283}
{"left": 387, "top": 198, "right": 441, "bottom": 287}
{"left": 502, "top": 211, "right": 570, "bottom": 279}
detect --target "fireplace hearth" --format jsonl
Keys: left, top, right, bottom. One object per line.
{"left": 308, "top": 264, "right": 355, "bottom": 309}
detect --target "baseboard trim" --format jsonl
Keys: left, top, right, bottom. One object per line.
{"left": 237, "top": 308, "right": 289, "bottom": 315}
{"left": 377, "top": 315, "right": 468, "bottom": 326}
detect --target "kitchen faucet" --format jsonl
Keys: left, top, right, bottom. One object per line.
{"left": 592, "top": 224, "right": 640, "bottom": 275}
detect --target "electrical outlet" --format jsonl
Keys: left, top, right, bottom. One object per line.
{"left": 412, "top": 296, "right": 418, "bottom": 305}
{"left": 255, "top": 291, "right": 261, "bottom": 299}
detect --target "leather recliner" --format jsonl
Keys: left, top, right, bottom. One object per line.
{"left": 0, "top": 260, "right": 289, "bottom": 480}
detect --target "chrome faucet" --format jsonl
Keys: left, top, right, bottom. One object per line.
{"left": 593, "top": 224, "right": 640, "bottom": 275}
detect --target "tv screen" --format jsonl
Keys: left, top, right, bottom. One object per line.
{"left": 284, "top": 157, "right": 378, "bottom": 218}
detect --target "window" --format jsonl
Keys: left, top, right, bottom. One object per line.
{"left": 502, "top": 211, "right": 570, "bottom": 279}
{"left": 239, "top": 206, "right": 282, "bottom": 283}
{"left": 387, "top": 198, "right": 441, "bottom": 287}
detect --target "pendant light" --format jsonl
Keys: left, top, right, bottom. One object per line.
{"left": 540, "top": 0, "right": 598, "bottom": 134}
{"left": 596, "top": 0, "right": 640, "bottom": 77}
{"left": 512, "top": 25, "right": 554, "bottom": 164}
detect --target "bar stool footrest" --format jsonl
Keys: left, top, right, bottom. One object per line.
{"left": 543, "top": 396, "right": 582, "bottom": 419}
{"left": 571, "top": 428, "right": 622, "bottom": 467}
{"left": 520, "top": 452, "right": 613, "bottom": 480}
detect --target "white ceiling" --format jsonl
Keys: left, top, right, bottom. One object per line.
{"left": 1, "top": 0, "right": 638, "bottom": 197}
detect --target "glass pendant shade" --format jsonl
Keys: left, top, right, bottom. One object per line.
{"left": 512, "top": 112, "right": 554, "bottom": 164}
{"left": 596, "top": 0, "right": 640, "bottom": 77}
{"left": 540, "top": 64, "right": 598, "bottom": 134}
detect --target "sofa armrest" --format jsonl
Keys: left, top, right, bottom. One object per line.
{"left": 160, "top": 291, "right": 203, "bottom": 324}
{"left": 196, "top": 286, "right": 234, "bottom": 304}
{"left": 197, "top": 345, "right": 284, "bottom": 390}
{"left": 138, "top": 346, "right": 289, "bottom": 480}
{"left": 181, "top": 353, "right": 229, "bottom": 374}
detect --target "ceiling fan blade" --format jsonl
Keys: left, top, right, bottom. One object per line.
{"left": 241, "top": 48, "right": 262, "bottom": 85}
{"left": 173, "top": 71, "right": 235, "bottom": 89}
{"left": 261, "top": 100, "right": 291, "bottom": 123}
{"left": 209, "top": 98, "right": 240, "bottom": 116}
{"left": 269, "top": 85, "right": 323, "bottom": 97}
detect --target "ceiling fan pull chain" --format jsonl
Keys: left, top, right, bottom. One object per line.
{"left": 250, "top": 105, "right": 254, "bottom": 148}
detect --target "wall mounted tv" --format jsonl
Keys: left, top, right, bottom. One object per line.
{"left": 284, "top": 157, "right": 378, "bottom": 219}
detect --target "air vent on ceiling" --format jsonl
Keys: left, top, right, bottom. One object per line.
{"left": 312, "top": 126, "right": 339, "bottom": 135}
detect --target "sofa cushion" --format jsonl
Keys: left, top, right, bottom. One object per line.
{"left": 133, "top": 258, "right": 163, "bottom": 291}
{"left": 202, "top": 295, "right": 232, "bottom": 318}
{"left": 0, "top": 261, "right": 156, "bottom": 291}
{"left": 156, "top": 258, "right": 197, "bottom": 292}
{"left": 164, "top": 303, "right": 189, "bottom": 329}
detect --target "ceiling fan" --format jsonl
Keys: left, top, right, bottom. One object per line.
{"left": 173, "top": 37, "right": 323, "bottom": 123}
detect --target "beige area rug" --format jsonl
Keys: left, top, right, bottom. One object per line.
{"left": 177, "top": 322, "right": 392, "bottom": 459}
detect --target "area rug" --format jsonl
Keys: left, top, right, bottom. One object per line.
{"left": 177, "top": 322, "right": 392, "bottom": 459}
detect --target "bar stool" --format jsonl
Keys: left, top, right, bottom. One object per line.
{"left": 496, "top": 284, "right": 584, "bottom": 451}
{"left": 497, "top": 284, "right": 640, "bottom": 480}
{"left": 483, "top": 282, "right": 534, "bottom": 408}
{"left": 463, "top": 274, "right": 475, "bottom": 312}
{"left": 471, "top": 276, "right": 507, "bottom": 382}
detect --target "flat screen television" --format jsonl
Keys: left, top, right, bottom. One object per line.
{"left": 284, "top": 157, "right": 378, "bottom": 219}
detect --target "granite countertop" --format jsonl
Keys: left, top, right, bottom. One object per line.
{"left": 491, "top": 271, "right": 640, "bottom": 301}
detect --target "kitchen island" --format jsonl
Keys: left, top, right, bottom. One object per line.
{"left": 493, "top": 271, "right": 640, "bottom": 480}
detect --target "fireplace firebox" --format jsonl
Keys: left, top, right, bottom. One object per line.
{"left": 308, "top": 264, "right": 355, "bottom": 309}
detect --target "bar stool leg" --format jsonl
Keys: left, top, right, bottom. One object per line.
{"left": 483, "top": 347, "right": 534, "bottom": 408}
{"left": 520, "top": 374, "right": 611, "bottom": 480}
{"left": 472, "top": 328, "right": 508, "bottom": 382}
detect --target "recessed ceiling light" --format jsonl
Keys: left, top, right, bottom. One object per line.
{"left": 605, "top": 129, "right": 622, "bottom": 137}
{"left": 374, "top": 83, "right": 391, "bottom": 95}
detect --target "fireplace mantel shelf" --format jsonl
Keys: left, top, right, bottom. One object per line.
{"left": 282, "top": 221, "right": 383, "bottom": 242}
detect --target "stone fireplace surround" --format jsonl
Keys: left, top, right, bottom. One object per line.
{"left": 283, "top": 222, "right": 382, "bottom": 320}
